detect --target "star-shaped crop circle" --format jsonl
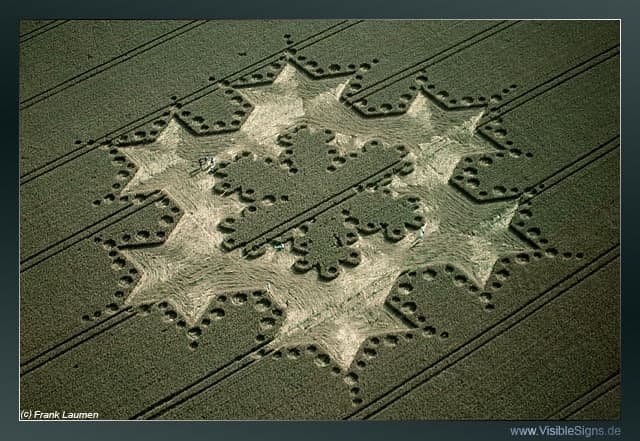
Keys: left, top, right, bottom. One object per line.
{"left": 116, "top": 61, "right": 531, "bottom": 369}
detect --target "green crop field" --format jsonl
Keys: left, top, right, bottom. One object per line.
{"left": 19, "top": 20, "right": 620, "bottom": 420}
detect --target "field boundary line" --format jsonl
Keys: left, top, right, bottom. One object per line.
{"left": 20, "top": 308, "right": 137, "bottom": 376}
{"left": 19, "top": 191, "right": 162, "bottom": 271}
{"left": 347, "top": 21, "right": 517, "bottom": 103}
{"left": 19, "top": 20, "right": 69, "bottom": 43}
{"left": 349, "top": 245, "right": 619, "bottom": 419}
{"left": 132, "top": 343, "right": 272, "bottom": 419}
{"left": 549, "top": 372, "right": 620, "bottom": 419}
{"left": 21, "top": 20, "right": 206, "bottom": 108}
{"left": 479, "top": 45, "right": 619, "bottom": 126}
